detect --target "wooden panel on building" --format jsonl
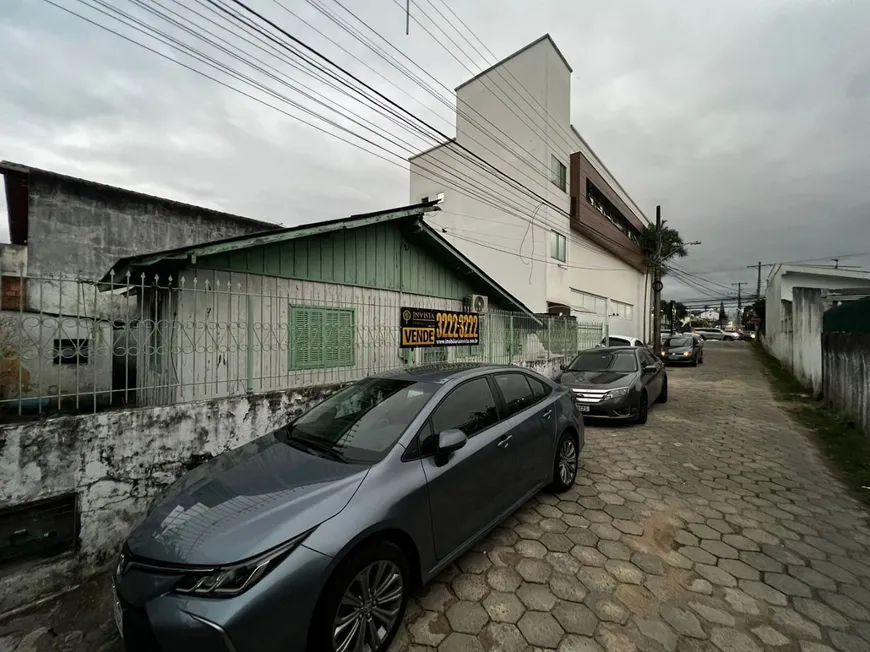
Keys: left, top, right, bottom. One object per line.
{"left": 569, "top": 152, "right": 646, "bottom": 272}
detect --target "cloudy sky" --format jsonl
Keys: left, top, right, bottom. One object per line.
{"left": 2, "top": 0, "right": 869, "bottom": 304}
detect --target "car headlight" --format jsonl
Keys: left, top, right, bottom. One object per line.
{"left": 174, "top": 531, "right": 310, "bottom": 597}
{"left": 604, "top": 387, "right": 630, "bottom": 400}
{"left": 660, "top": 351, "right": 667, "bottom": 356}
{"left": 683, "top": 351, "right": 691, "bottom": 356}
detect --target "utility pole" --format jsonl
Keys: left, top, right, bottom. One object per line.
{"left": 651, "top": 205, "right": 663, "bottom": 345}
{"left": 670, "top": 300, "right": 676, "bottom": 335}
{"left": 732, "top": 282, "right": 747, "bottom": 310}
{"left": 748, "top": 262, "right": 762, "bottom": 300}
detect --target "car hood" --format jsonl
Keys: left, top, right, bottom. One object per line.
{"left": 559, "top": 370, "right": 637, "bottom": 388}
{"left": 126, "top": 433, "right": 369, "bottom": 565}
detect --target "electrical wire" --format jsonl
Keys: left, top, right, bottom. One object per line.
{"left": 46, "top": 0, "right": 652, "bottom": 270}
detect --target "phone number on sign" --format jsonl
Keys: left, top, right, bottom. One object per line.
{"left": 435, "top": 312, "right": 479, "bottom": 340}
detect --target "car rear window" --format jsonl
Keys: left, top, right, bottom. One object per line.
{"left": 665, "top": 336, "right": 693, "bottom": 347}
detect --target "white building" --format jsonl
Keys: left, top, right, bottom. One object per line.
{"left": 409, "top": 35, "right": 649, "bottom": 338}
{"left": 764, "top": 263, "right": 870, "bottom": 393}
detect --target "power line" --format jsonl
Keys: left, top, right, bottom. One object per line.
{"left": 49, "top": 0, "right": 649, "bottom": 271}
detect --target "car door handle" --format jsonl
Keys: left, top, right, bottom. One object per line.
{"left": 542, "top": 409, "right": 552, "bottom": 419}
{"left": 497, "top": 434, "right": 512, "bottom": 448}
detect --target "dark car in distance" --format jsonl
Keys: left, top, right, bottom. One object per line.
{"left": 660, "top": 334, "right": 704, "bottom": 366}
{"left": 557, "top": 347, "right": 668, "bottom": 424}
{"left": 111, "top": 363, "right": 584, "bottom": 652}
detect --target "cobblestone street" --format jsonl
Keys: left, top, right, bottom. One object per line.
{"left": 3, "top": 342, "right": 870, "bottom": 652}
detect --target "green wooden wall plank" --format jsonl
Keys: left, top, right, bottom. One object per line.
{"left": 195, "top": 222, "right": 485, "bottom": 301}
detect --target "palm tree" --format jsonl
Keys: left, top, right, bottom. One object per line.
{"left": 639, "top": 223, "right": 689, "bottom": 274}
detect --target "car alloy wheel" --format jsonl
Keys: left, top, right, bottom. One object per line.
{"left": 558, "top": 438, "right": 578, "bottom": 486}
{"left": 332, "top": 560, "right": 403, "bottom": 652}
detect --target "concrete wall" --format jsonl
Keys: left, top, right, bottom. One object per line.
{"left": 791, "top": 288, "right": 824, "bottom": 395}
{"left": 22, "top": 174, "right": 277, "bottom": 281}
{"left": 0, "top": 310, "right": 113, "bottom": 411}
{"left": 822, "top": 332, "right": 870, "bottom": 438}
{"left": 0, "top": 355, "right": 569, "bottom": 612}
{"left": 409, "top": 37, "right": 647, "bottom": 336}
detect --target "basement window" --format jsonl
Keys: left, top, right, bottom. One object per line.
{"left": 53, "top": 338, "right": 90, "bottom": 365}
{"left": 0, "top": 493, "right": 78, "bottom": 567}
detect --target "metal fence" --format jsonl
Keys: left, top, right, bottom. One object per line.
{"left": 0, "top": 271, "right": 604, "bottom": 418}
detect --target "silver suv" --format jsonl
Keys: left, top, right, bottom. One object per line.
{"left": 694, "top": 327, "right": 738, "bottom": 341}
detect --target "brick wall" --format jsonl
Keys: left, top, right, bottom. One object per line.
{"left": 1, "top": 276, "right": 23, "bottom": 310}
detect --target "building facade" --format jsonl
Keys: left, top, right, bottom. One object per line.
{"left": 763, "top": 264, "right": 870, "bottom": 394}
{"left": 409, "top": 35, "right": 649, "bottom": 338}
{"left": 0, "top": 162, "right": 279, "bottom": 415}
{"left": 100, "top": 203, "right": 594, "bottom": 407}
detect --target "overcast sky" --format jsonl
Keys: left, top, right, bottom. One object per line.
{"left": 2, "top": 0, "right": 869, "bottom": 304}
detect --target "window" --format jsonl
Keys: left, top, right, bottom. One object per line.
{"left": 290, "top": 306, "right": 355, "bottom": 370}
{"left": 610, "top": 300, "right": 634, "bottom": 319}
{"left": 550, "top": 231, "right": 567, "bottom": 263}
{"left": 53, "top": 339, "right": 90, "bottom": 365}
{"left": 568, "top": 350, "right": 638, "bottom": 372}
{"left": 529, "top": 376, "right": 551, "bottom": 402}
{"left": 431, "top": 378, "right": 499, "bottom": 439}
{"left": 494, "top": 374, "right": 536, "bottom": 416}
{"left": 639, "top": 349, "right": 658, "bottom": 367}
{"left": 550, "top": 155, "right": 567, "bottom": 192}
{"left": 571, "top": 289, "right": 606, "bottom": 315}
{"left": 601, "top": 336, "right": 630, "bottom": 346}
{"left": 280, "top": 378, "right": 437, "bottom": 463}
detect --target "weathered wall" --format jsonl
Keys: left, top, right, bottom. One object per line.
{"left": 0, "top": 310, "right": 113, "bottom": 410}
{"left": 0, "top": 383, "right": 340, "bottom": 613}
{"left": 0, "top": 355, "right": 569, "bottom": 612}
{"left": 791, "top": 288, "right": 824, "bottom": 396}
{"left": 22, "top": 174, "right": 277, "bottom": 281}
{"left": 822, "top": 332, "right": 870, "bottom": 438}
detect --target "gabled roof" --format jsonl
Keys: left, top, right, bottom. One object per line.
{"left": 455, "top": 35, "right": 572, "bottom": 93}
{"left": 100, "top": 201, "right": 539, "bottom": 322}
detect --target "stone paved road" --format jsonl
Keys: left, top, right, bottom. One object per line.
{"left": 391, "top": 342, "right": 870, "bottom": 652}
{"left": 3, "top": 343, "right": 870, "bottom": 652}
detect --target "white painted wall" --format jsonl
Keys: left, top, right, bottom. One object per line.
{"left": 410, "top": 36, "right": 647, "bottom": 338}
{"left": 764, "top": 266, "right": 870, "bottom": 386}
{"left": 138, "top": 270, "right": 588, "bottom": 405}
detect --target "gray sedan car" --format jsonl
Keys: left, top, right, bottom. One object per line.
{"left": 557, "top": 346, "right": 668, "bottom": 423}
{"left": 112, "top": 363, "right": 583, "bottom": 652}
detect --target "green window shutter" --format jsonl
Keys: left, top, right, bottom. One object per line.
{"left": 290, "top": 306, "right": 355, "bottom": 370}
{"left": 336, "top": 309, "right": 355, "bottom": 366}
{"left": 290, "top": 307, "right": 311, "bottom": 369}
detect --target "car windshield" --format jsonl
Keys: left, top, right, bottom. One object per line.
{"left": 665, "top": 336, "right": 693, "bottom": 347}
{"left": 568, "top": 351, "right": 638, "bottom": 372}
{"left": 278, "top": 378, "right": 437, "bottom": 463}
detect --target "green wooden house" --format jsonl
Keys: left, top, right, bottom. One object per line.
{"left": 101, "top": 202, "right": 547, "bottom": 405}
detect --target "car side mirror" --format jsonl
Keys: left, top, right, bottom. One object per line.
{"left": 560, "top": 364, "right": 568, "bottom": 371}
{"left": 437, "top": 429, "right": 468, "bottom": 454}
{"left": 643, "top": 364, "right": 658, "bottom": 373}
